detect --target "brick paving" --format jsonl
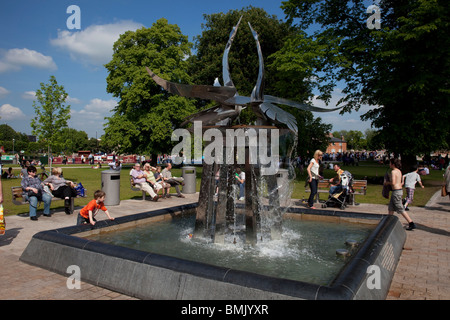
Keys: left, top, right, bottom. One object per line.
{"left": 0, "top": 191, "right": 448, "bottom": 300}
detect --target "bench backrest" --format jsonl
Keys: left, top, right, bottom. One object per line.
{"left": 352, "top": 180, "right": 367, "bottom": 194}
{"left": 11, "top": 186, "right": 26, "bottom": 205}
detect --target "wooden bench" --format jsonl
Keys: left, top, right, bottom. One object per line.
{"left": 349, "top": 180, "right": 367, "bottom": 205}
{"left": 130, "top": 176, "right": 184, "bottom": 200}
{"left": 305, "top": 179, "right": 367, "bottom": 205}
{"left": 11, "top": 186, "right": 85, "bottom": 212}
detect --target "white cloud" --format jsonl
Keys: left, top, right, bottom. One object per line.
{"left": 69, "top": 98, "right": 117, "bottom": 136}
{"left": 50, "top": 20, "right": 143, "bottom": 66}
{"left": 83, "top": 98, "right": 116, "bottom": 114}
{"left": 22, "top": 91, "right": 36, "bottom": 100}
{"left": 0, "top": 86, "right": 10, "bottom": 98}
{"left": 0, "top": 48, "right": 57, "bottom": 73}
{"left": 66, "top": 96, "right": 81, "bottom": 104}
{"left": 309, "top": 88, "right": 376, "bottom": 132}
{"left": 0, "top": 104, "right": 26, "bottom": 121}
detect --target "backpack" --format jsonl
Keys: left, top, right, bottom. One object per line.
{"left": 75, "top": 182, "right": 86, "bottom": 197}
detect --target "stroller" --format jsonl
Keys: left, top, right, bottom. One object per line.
{"left": 322, "top": 170, "right": 354, "bottom": 209}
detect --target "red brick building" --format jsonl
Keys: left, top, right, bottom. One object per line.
{"left": 325, "top": 134, "right": 347, "bottom": 154}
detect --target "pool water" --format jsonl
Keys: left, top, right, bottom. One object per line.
{"left": 87, "top": 215, "right": 375, "bottom": 285}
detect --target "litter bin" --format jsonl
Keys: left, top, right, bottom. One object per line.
{"left": 181, "top": 166, "right": 196, "bottom": 194}
{"left": 101, "top": 169, "right": 121, "bottom": 206}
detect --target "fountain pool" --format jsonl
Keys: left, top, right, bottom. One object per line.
{"left": 86, "top": 213, "right": 375, "bottom": 285}
{"left": 20, "top": 204, "right": 406, "bottom": 300}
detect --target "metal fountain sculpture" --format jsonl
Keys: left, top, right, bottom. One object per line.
{"left": 146, "top": 17, "right": 341, "bottom": 244}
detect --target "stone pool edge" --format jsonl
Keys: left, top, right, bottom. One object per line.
{"left": 19, "top": 204, "right": 405, "bottom": 300}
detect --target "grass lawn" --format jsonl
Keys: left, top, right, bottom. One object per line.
{"left": 2, "top": 161, "right": 443, "bottom": 216}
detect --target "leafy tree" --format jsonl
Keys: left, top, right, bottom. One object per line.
{"left": 30, "top": 75, "right": 71, "bottom": 162}
{"left": 281, "top": 0, "right": 450, "bottom": 170}
{"left": 333, "top": 129, "right": 367, "bottom": 150}
{"left": 294, "top": 110, "right": 332, "bottom": 158}
{"left": 53, "top": 128, "right": 89, "bottom": 154}
{"left": 104, "top": 18, "right": 197, "bottom": 154}
{"left": 0, "top": 124, "right": 30, "bottom": 153}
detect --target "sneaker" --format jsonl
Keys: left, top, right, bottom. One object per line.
{"left": 406, "top": 222, "right": 416, "bottom": 231}
{"left": 30, "top": 216, "right": 38, "bottom": 221}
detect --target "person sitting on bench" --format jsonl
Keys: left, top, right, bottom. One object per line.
{"left": 44, "top": 167, "right": 78, "bottom": 214}
{"left": 21, "top": 165, "right": 52, "bottom": 220}
{"left": 329, "top": 164, "right": 344, "bottom": 195}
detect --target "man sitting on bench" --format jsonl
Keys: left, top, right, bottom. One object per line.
{"left": 130, "top": 163, "right": 159, "bottom": 201}
{"left": 329, "top": 164, "right": 344, "bottom": 195}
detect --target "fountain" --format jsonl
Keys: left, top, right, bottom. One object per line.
{"left": 19, "top": 18, "right": 407, "bottom": 300}
{"left": 146, "top": 16, "right": 339, "bottom": 246}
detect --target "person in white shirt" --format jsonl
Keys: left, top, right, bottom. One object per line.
{"left": 235, "top": 167, "right": 245, "bottom": 201}
{"left": 402, "top": 165, "right": 424, "bottom": 211}
{"left": 306, "top": 150, "right": 323, "bottom": 209}
{"left": 108, "top": 159, "right": 122, "bottom": 171}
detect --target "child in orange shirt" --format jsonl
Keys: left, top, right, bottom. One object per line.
{"left": 77, "top": 190, "right": 114, "bottom": 225}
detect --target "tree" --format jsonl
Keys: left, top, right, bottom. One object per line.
{"left": 104, "top": 18, "right": 197, "bottom": 155}
{"left": 333, "top": 130, "right": 367, "bottom": 150}
{"left": 53, "top": 128, "right": 89, "bottom": 154}
{"left": 31, "top": 75, "right": 71, "bottom": 163}
{"left": 281, "top": 0, "right": 450, "bottom": 170}
{"left": 0, "top": 124, "right": 30, "bottom": 154}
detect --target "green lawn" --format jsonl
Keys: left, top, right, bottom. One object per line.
{"left": 2, "top": 161, "right": 443, "bottom": 216}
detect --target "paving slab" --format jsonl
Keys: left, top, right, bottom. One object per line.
{"left": 0, "top": 190, "right": 448, "bottom": 300}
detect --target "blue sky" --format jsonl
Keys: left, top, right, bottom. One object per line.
{"left": 0, "top": 0, "right": 372, "bottom": 139}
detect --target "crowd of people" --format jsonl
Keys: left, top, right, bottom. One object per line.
{"left": 305, "top": 149, "right": 450, "bottom": 231}
{"left": 130, "top": 162, "right": 186, "bottom": 202}
{"left": 11, "top": 157, "right": 191, "bottom": 222}
{"left": 3, "top": 149, "right": 450, "bottom": 228}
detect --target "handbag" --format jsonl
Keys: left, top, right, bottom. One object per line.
{"left": 442, "top": 185, "right": 448, "bottom": 197}
{"left": 27, "top": 189, "right": 43, "bottom": 200}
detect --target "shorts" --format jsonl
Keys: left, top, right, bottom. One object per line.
{"left": 405, "top": 188, "right": 415, "bottom": 204}
{"left": 389, "top": 189, "right": 405, "bottom": 214}
{"left": 77, "top": 213, "right": 96, "bottom": 225}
